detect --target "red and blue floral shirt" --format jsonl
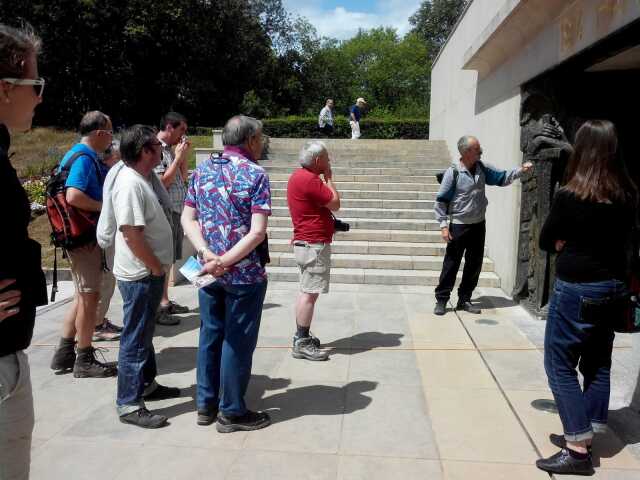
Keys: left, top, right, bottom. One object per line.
{"left": 185, "top": 146, "right": 271, "bottom": 285}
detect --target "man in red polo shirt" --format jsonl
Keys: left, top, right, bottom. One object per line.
{"left": 287, "top": 141, "right": 340, "bottom": 361}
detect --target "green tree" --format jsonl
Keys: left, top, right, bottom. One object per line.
{"left": 409, "top": 0, "right": 468, "bottom": 63}
{"left": 301, "top": 28, "right": 430, "bottom": 117}
{"left": 7, "top": 0, "right": 275, "bottom": 127}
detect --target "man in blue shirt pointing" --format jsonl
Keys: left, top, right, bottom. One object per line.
{"left": 433, "top": 135, "right": 533, "bottom": 315}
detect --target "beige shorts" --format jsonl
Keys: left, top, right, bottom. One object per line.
{"left": 293, "top": 242, "right": 331, "bottom": 294}
{"left": 67, "top": 242, "right": 103, "bottom": 294}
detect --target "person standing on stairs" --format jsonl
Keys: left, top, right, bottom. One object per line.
{"left": 287, "top": 141, "right": 340, "bottom": 361}
{"left": 433, "top": 135, "right": 533, "bottom": 315}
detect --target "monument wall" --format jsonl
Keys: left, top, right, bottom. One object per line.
{"left": 430, "top": 0, "right": 640, "bottom": 294}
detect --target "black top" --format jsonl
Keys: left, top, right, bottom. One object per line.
{"left": 539, "top": 189, "right": 635, "bottom": 283}
{"left": 0, "top": 123, "right": 47, "bottom": 357}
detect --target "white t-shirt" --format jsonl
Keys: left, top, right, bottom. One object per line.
{"left": 111, "top": 165, "right": 173, "bottom": 281}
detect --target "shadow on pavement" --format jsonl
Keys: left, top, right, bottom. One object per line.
{"left": 154, "top": 311, "right": 201, "bottom": 339}
{"left": 323, "top": 331, "right": 404, "bottom": 355}
{"left": 144, "top": 375, "right": 377, "bottom": 425}
{"left": 474, "top": 295, "right": 518, "bottom": 309}
{"left": 152, "top": 384, "right": 197, "bottom": 419}
{"left": 263, "top": 303, "right": 281, "bottom": 310}
{"left": 156, "top": 346, "right": 197, "bottom": 375}
{"left": 602, "top": 406, "right": 640, "bottom": 465}
{"left": 259, "top": 379, "right": 378, "bottom": 425}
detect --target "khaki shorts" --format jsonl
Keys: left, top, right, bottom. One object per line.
{"left": 293, "top": 242, "right": 331, "bottom": 294}
{"left": 67, "top": 242, "right": 103, "bottom": 294}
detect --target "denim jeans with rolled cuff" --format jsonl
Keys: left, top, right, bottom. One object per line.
{"left": 197, "top": 281, "right": 267, "bottom": 416}
{"left": 544, "top": 278, "right": 624, "bottom": 441}
{"left": 116, "top": 274, "right": 165, "bottom": 416}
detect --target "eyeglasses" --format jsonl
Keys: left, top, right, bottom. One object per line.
{"left": 1, "top": 77, "right": 45, "bottom": 97}
{"left": 96, "top": 129, "right": 113, "bottom": 136}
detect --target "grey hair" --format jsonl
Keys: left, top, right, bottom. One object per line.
{"left": 299, "top": 141, "right": 328, "bottom": 168}
{"left": 222, "top": 115, "right": 263, "bottom": 146}
{"left": 0, "top": 23, "right": 41, "bottom": 78}
{"left": 120, "top": 125, "right": 157, "bottom": 166}
{"left": 457, "top": 135, "right": 477, "bottom": 155}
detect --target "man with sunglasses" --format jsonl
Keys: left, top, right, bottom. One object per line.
{"left": 50, "top": 111, "right": 119, "bottom": 378}
{"left": 110, "top": 124, "right": 179, "bottom": 428}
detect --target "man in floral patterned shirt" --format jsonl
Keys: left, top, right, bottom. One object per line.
{"left": 181, "top": 115, "right": 272, "bottom": 433}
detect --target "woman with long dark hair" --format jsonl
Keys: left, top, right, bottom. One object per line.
{"left": 0, "top": 23, "right": 47, "bottom": 479}
{"left": 536, "top": 119, "right": 637, "bottom": 475}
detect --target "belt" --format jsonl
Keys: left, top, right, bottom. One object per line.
{"left": 293, "top": 241, "right": 326, "bottom": 247}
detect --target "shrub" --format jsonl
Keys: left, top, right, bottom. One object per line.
{"left": 22, "top": 177, "right": 48, "bottom": 205}
{"left": 261, "top": 116, "right": 429, "bottom": 139}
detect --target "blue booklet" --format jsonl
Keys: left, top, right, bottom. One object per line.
{"left": 179, "top": 256, "right": 216, "bottom": 289}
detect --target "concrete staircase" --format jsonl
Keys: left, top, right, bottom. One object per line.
{"left": 263, "top": 138, "right": 500, "bottom": 288}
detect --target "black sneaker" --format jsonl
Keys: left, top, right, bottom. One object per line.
{"left": 216, "top": 410, "right": 271, "bottom": 433}
{"left": 197, "top": 407, "right": 218, "bottom": 426}
{"left": 164, "top": 301, "right": 190, "bottom": 314}
{"left": 549, "top": 434, "right": 593, "bottom": 457}
{"left": 433, "top": 301, "right": 447, "bottom": 316}
{"left": 119, "top": 407, "right": 168, "bottom": 429}
{"left": 455, "top": 300, "right": 481, "bottom": 314}
{"left": 143, "top": 384, "right": 181, "bottom": 401}
{"left": 50, "top": 338, "right": 76, "bottom": 372}
{"left": 73, "top": 346, "right": 117, "bottom": 378}
{"left": 156, "top": 308, "right": 180, "bottom": 326}
{"left": 536, "top": 448, "right": 595, "bottom": 476}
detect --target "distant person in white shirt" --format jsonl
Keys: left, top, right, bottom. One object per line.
{"left": 318, "top": 98, "right": 334, "bottom": 137}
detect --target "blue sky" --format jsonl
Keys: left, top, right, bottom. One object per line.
{"left": 283, "top": 0, "right": 423, "bottom": 40}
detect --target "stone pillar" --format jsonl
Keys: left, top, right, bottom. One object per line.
{"left": 212, "top": 129, "right": 223, "bottom": 150}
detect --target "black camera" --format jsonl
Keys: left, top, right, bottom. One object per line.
{"left": 334, "top": 218, "right": 350, "bottom": 232}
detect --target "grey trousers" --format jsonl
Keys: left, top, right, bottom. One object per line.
{"left": 0, "top": 351, "right": 34, "bottom": 480}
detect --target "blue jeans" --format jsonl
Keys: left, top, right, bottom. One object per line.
{"left": 197, "top": 281, "right": 267, "bottom": 416}
{"left": 116, "top": 274, "right": 165, "bottom": 415}
{"left": 544, "top": 278, "right": 624, "bottom": 441}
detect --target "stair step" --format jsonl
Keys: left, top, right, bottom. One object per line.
{"left": 271, "top": 189, "right": 438, "bottom": 200}
{"left": 267, "top": 227, "right": 443, "bottom": 244}
{"left": 266, "top": 266, "right": 500, "bottom": 287}
{"left": 267, "top": 236, "right": 488, "bottom": 256}
{"left": 269, "top": 181, "right": 439, "bottom": 192}
{"left": 271, "top": 197, "right": 435, "bottom": 209}
{"left": 269, "top": 252, "right": 494, "bottom": 272}
{"left": 269, "top": 216, "right": 441, "bottom": 231}
{"left": 268, "top": 173, "right": 437, "bottom": 184}
{"left": 263, "top": 166, "right": 446, "bottom": 176}
{"left": 271, "top": 206, "right": 434, "bottom": 220}
{"left": 264, "top": 159, "right": 448, "bottom": 168}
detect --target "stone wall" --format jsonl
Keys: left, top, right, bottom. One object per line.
{"left": 430, "top": 0, "right": 640, "bottom": 294}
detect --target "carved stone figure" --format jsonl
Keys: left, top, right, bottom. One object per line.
{"left": 513, "top": 89, "right": 573, "bottom": 315}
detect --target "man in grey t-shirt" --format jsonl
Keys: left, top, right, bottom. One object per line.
{"left": 154, "top": 111, "right": 192, "bottom": 325}
{"left": 112, "top": 124, "right": 180, "bottom": 429}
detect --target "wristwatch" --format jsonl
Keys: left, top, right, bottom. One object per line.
{"left": 197, "top": 246, "right": 208, "bottom": 260}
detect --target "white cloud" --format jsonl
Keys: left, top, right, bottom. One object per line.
{"left": 283, "top": 0, "right": 423, "bottom": 40}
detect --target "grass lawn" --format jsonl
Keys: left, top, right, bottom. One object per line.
{"left": 14, "top": 127, "right": 211, "bottom": 268}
